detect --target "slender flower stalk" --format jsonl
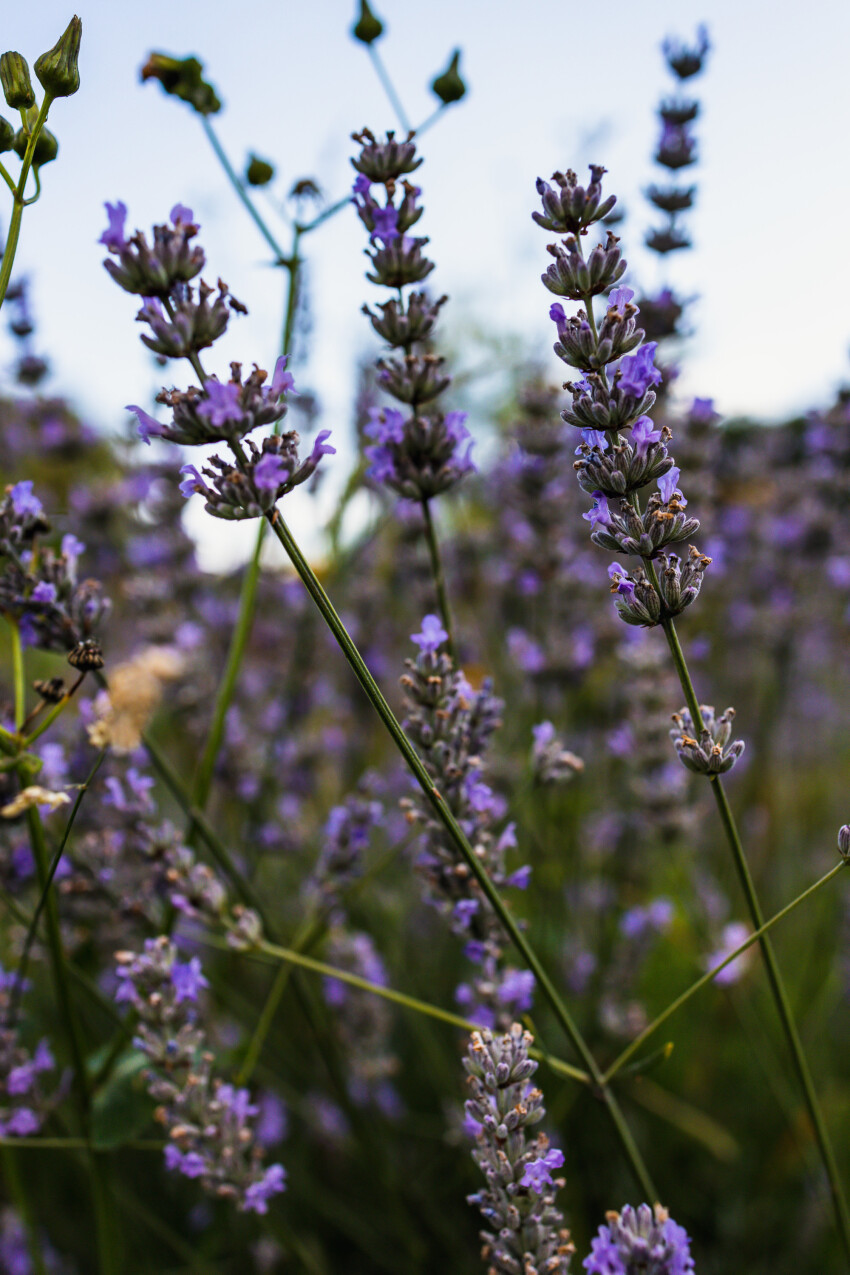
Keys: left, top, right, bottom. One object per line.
{"left": 105, "top": 199, "right": 656, "bottom": 1198}
{"left": 532, "top": 163, "right": 850, "bottom": 1260}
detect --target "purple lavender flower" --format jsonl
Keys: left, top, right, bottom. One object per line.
{"left": 617, "top": 344, "right": 663, "bottom": 398}
{"left": 657, "top": 467, "right": 684, "bottom": 505}
{"left": 9, "top": 481, "right": 42, "bottom": 518}
{"left": 411, "top": 614, "right": 448, "bottom": 651}
{"left": 520, "top": 1148, "right": 566, "bottom": 1191}
{"left": 198, "top": 380, "right": 248, "bottom": 429}
{"left": 99, "top": 200, "right": 128, "bottom": 251}
{"left": 126, "top": 404, "right": 165, "bottom": 445}
{"left": 584, "top": 1202, "right": 694, "bottom": 1273}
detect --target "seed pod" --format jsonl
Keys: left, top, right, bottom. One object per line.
{"left": 430, "top": 50, "right": 466, "bottom": 104}
{"left": 351, "top": 0, "right": 384, "bottom": 45}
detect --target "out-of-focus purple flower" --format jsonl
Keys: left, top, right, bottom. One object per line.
{"left": 411, "top": 614, "right": 448, "bottom": 652}
{"left": 126, "top": 404, "right": 165, "bottom": 445}
{"left": 608, "top": 286, "right": 637, "bottom": 313}
{"left": 179, "top": 464, "right": 208, "bottom": 499}
{"left": 9, "top": 481, "right": 42, "bottom": 518}
{"left": 706, "top": 921, "right": 752, "bottom": 986}
{"left": 99, "top": 201, "right": 128, "bottom": 251}
{"left": 371, "top": 205, "right": 400, "bottom": 244}
{"left": 497, "top": 968, "right": 535, "bottom": 1012}
{"left": 30, "top": 582, "right": 56, "bottom": 603}
{"left": 171, "top": 956, "right": 209, "bottom": 1003}
{"left": 243, "top": 1164, "right": 287, "bottom": 1215}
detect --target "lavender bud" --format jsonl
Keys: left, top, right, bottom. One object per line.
{"left": 670, "top": 706, "right": 745, "bottom": 776}
{"left": 365, "top": 408, "right": 474, "bottom": 499}
{"left": 100, "top": 203, "right": 204, "bottom": 299}
{"left": 351, "top": 127, "right": 422, "bottom": 183}
{"left": 838, "top": 826, "right": 850, "bottom": 862}
{"left": 532, "top": 166, "right": 616, "bottom": 235}
{"left": 179, "top": 429, "right": 335, "bottom": 520}
{"left": 136, "top": 281, "right": 246, "bottom": 359}
{"left": 365, "top": 234, "right": 434, "bottom": 288}
{"left": 662, "top": 25, "right": 710, "bottom": 80}
{"left": 646, "top": 184, "right": 695, "bottom": 215}
{"left": 542, "top": 232, "right": 626, "bottom": 301}
{"left": 362, "top": 292, "right": 447, "bottom": 347}
{"left": 376, "top": 354, "right": 451, "bottom": 406}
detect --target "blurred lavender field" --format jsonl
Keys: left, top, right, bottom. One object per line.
{"left": 1, "top": 6, "right": 850, "bottom": 1274}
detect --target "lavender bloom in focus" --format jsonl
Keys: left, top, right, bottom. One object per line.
{"left": 583, "top": 1202, "right": 694, "bottom": 1273}
{"left": 464, "top": 1025, "right": 574, "bottom": 1273}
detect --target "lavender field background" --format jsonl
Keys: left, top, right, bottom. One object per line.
{"left": 1, "top": 4, "right": 850, "bottom": 1273}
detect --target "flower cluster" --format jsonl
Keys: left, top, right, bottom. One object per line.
{"left": 352, "top": 128, "right": 475, "bottom": 501}
{"left": 669, "top": 705, "right": 745, "bottom": 776}
{"left": 306, "top": 793, "right": 384, "bottom": 914}
{"left": 584, "top": 1202, "right": 694, "bottom": 1273}
{"left": 114, "top": 937, "right": 285, "bottom": 1213}
{"left": 401, "top": 616, "right": 532, "bottom": 1027}
{"left": 101, "top": 203, "right": 333, "bottom": 519}
{"left": 464, "top": 1024, "right": 574, "bottom": 1274}
{"left": 533, "top": 171, "right": 712, "bottom": 627}
{"left": 0, "top": 481, "right": 109, "bottom": 657}
{"left": 323, "top": 928, "right": 402, "bottom": 1116}
{"left": 0, "top": 967, "right": 58, "bottom": 1138}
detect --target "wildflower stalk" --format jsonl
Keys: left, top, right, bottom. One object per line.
{"left": 569, "top": 207, "right": 850, "bottom": 1247}
{"left": 9, "top": 619, "right": 25, "bottom": 727}
{"left": 239, "top": 936, "right": 592, "bottom": 1086}
{"left": 0, "top": 94, "right": 52, "bottom": 311}
{"left": 24, "top": 803, "right": 117, "bottom": 1275}
{"left": 200, "top": 115, "right": 287, "bottom": 262}
{"left": 251, "top": 502, "right": 657, "bottom": 1197}
{"left": 366, "top": 45, "right": 411, "bottom": 132}
{"left": 8, "top": 749, "right": 106, "bottom": 1027}
{"left": 661, "top": 618, "right": 850, "bottom": 1258}
{"left": 604, "top": 860, "right": 847, "bottom": 1082}
{"left": 420, "top": 496, "right": 455, "bottom": 657}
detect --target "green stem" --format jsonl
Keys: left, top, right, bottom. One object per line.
{"left": 366, "top": 46, "right": 411, "bottom": 132}
{"left": 253, "top": 504, "right": 656, "bottom": 1198}
{"left": 235, "top": 914, "right": 323, "bottom": 1084}
{"left": 0, "top": 95, "right": 52, "bottom": 311}
{"left": 242, "top": 936, "right": 591, "bottom": 1086}
{"left": 661, "top": 615, "right": 850, "bottom": 1261}
{"left": 190, "top": 526, "right": 265, "bottom": 811}
{"left": 8, "top": 751, "right": 106, "bottom": 1028}
{"left": 604, "top": 861, "right": 847, "bottom": 1082}
{"left": 420, "top": 497, "right": 456, "bottom": 660}
{"left": 9, "top": 620, "right": 25, "bottom": 728}
{"left": 200, "top": 115, "right": 287, "bottom": 261}
{"left": 24, "top": 803, "right": 118, "bottom": 1275}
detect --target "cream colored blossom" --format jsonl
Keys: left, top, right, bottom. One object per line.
{"left": 1, "top": 787, "right": 71, "bottom": 817}
{"left": 86, "top": 645, "right": 184, "bottom": 753}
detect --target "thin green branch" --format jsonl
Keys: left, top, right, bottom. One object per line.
{"left": 200, "top": 115, "right": 287, "bottom": 261}
{"left": 245, "top": 501, "right": 656, "bottom": 1197}
{"left": 604, "top": 861, "right": 847, "bottom": 1082}
{"left": 238, "top": 935, "right": 592, "bottom": 1086}
{"left": 0, "top": 94, "right": 53, "bottom": 311}
{"left": 9, "top": 620, "right": 25, "bottom": 728}
{"left": 660, "top": 623, "right": 850, "bottom": 1259}
{"left": 366, "top": 45, "right": 411, "bottom": 132}
{"left": 8, "top": 751, "right": 106, "bottom": 1028}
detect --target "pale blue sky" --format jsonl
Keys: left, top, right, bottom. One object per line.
{"left": 3, "top": 1, "right": 849, "bottom": 562}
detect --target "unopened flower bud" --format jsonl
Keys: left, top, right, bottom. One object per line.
{"left": 68, "top": 638, "right": 104, "bottom": 670}
{"left": 430, "top": 49, "right": 466, "bottom": 104}
{"left": 351, "top": 0, "right": 385, "bottom": 45}
{"left": 13, "top": 122, "right": 58, "bottom": 167}
{"left": 140, "top": 52, "right": 222, "bottom": 116}
{"left": 245, "top": 153, "right": 274, "bottom": 186}
{"left": 0, "top": 114, "right": 13, "bottom": 152}
{"left": 839, "top": 825, "right": 850, "bottom": 862}
{"left": 34, "top": 15, "right": 82, "bottom": 98}
{"left": 0, "top": 52, "right": 36, "bottom": 110}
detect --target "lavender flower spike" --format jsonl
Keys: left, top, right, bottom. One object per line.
{"left": 464, "top": 1024, "right": 574, "bottom": 1273}
{"left": 584, "top": 1202, "right": 694, "bottom": 1273}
